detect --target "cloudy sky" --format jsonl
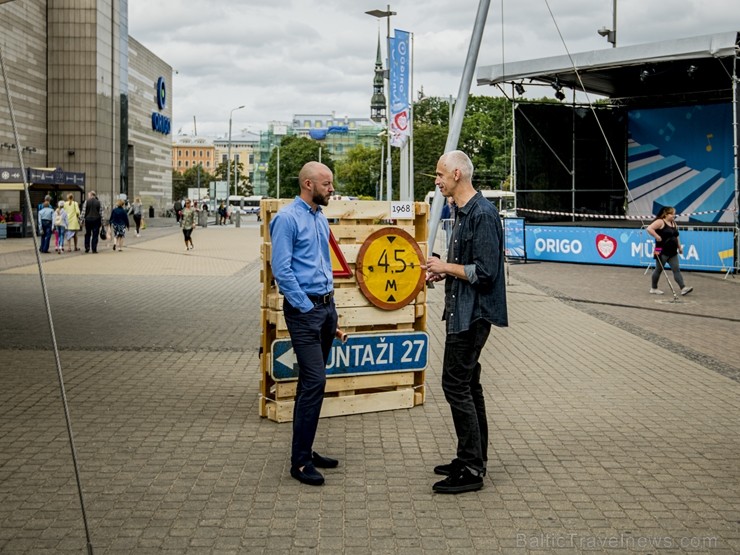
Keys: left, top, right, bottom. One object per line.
{"left": 128, "top": 0, "right": 740, "bottom": 138}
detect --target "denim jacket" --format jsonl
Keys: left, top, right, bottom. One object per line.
{"left": 443, "top": 191, "right": 508, "bottom": 334}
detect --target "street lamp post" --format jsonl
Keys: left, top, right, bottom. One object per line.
{"left": 366, "top": 5, "right": 396, "bottom": 203}
{"left": 597, "top": 0, "right": 617, "bottom": 47}
{"left": 227, "top": 105, "right": 244, "bottom": 200}
{"left": 276, "top": 145, "right": 280, "bottom": 199}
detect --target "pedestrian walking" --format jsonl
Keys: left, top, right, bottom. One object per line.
{"left": 218, "top": 202, "right": 227, "bottom": 225}
{"left": 130, "top": 196, "right": 143, "bottom": 237}
{"left": 63, "top": 193, "right": 81, "bottom": 251}
{"left": 53, "top": 201, "right": 69, "bottom": 254}
{"left": 174, "top": 198, "right": 183, "bottom": 224}
{"left": 423, "top": 150, "right": 508, "bottom": 494}
{"left": 647, "top": 206, "right": 693, "bottom": 296}
{"left": 181, "top": 199, "right": 196, "bottom": 250}
{"left": 269, "top": 161, "right": 339, "bottom": 486}
{"left": 80, "top": 190, "right": 103, "bottom": 253}
{"left": 37, "top": 200, "right": 54, "bottom": 253}
{"left": 109, "top": 199, "right": 130, "bottom": 251}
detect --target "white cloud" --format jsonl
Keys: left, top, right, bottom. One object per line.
{"left": 128, "top": 0, "right": 740, "bottom": 136}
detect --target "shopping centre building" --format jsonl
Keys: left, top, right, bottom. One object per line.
{"left": 0, "top": 0, "right": 172, "bottom": 235}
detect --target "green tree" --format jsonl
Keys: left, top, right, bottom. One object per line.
{"left": 460, "top": 96, "right": 513, "bottom": 191}
{"left": 214, "top": 159, "right": 253, "bottom": 196}
{"left": 266, "top": 136, "right": 334, "bottom": 198}
{"left": 260, "top": 95, "right": 513, "bottom": 204}
{"left": 172, "top": 164, "right": 215, "bottom": 201}
{"left": 410, "top": 94, "right": 514, "bottom": 195}
{"left": 412, "top": 122, "right": 447, "bottom": 200}
{"left": 414, "top": 96, "right": 452, "bottom": 126}
{"left": 334, "top": 144, "right": 382, "bottom": 198}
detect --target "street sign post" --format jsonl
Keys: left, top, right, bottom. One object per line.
{"left": 270, "top": 331, "right": 429, "bottom": 381}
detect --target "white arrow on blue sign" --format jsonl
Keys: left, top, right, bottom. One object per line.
{"left": 270, "top": 331, "right": 429, "bottom": 381}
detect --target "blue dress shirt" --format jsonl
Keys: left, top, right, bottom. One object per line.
{"left": 270, "top": 197, "right": 334, "bottom": 313}
{"left": 38, "top": 206, "right": 54, "bottom": 228}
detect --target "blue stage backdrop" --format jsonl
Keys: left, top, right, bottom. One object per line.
{"left": 627, "top": 103, "right": 735, "bottom": 223}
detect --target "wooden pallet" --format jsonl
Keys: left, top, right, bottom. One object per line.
{"left": 259, "top": 199, "right": 428, "bottom": 422}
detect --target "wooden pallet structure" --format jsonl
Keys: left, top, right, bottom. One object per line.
{"left": 259, "top": 199, "right": 429, "bottom": 422}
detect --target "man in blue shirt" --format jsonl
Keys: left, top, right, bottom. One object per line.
{"left": 37, "top": 200, "right": 55, "bottom": 253}
{"left": 269, "top": 161, "right": 339, "bottom": 486}
{"left": 424, "top": 150, "right": 508, "bottom": 494}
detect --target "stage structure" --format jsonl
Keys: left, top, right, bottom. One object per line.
{"left": 477, "top": 31, "right": 739, "bottom": 273}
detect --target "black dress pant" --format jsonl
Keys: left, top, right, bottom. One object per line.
{"left": 84, "top": 218, "right": 101, "bottom": 252}
{"left": 441, "top": 319, "right": 492, "bottom": 473}
{"left": 282, "top": 297, "right": 338, "bottom": 469}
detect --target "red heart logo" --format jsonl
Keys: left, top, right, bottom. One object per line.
{"left": 596, "top": 234, "right": 617, "bottom": 259}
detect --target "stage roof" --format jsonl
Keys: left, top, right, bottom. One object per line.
{"left": 477, "top": 31, "right": 739, "bottom": 104}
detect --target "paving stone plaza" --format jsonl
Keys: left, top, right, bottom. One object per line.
{"left": 0, "top": 220, "right": 738, "bottom": 553}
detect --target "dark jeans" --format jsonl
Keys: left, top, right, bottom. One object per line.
{"left": 39, "top": 220, "right": 52, "bottom": 252}
{"left": 283, "top": 297, "right": 338, "bottom": 469}
{"left": 133, "top": 214, "right": 142, "bottom": 233}
{"left": 84, "top": 218, "right": 101, "bottom": 252}
{"left": 442, "top": 319, "right": 492, "bottom": 473}
{"left": 652, "top": 253, "right": 686, "bottom": 289}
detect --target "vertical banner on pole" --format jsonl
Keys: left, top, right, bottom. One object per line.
{"left": 389, "top": 29, "right": 410, "bottom": 149}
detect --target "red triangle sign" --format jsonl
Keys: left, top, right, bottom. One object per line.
{"left": 329, "top": 230, "right": 352, "bottom": 278}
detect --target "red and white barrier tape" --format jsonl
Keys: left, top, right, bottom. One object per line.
{"left": 514, "top": 207, "right": 733, "bottom": 219}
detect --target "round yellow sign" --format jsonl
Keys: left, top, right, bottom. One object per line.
{"left": 355, "top": 227, "right": 425, "bottom": 310}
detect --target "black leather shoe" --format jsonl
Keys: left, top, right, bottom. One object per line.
{"left": 290, "top": 463, "right": 324, "bottom": 486}
{"left": 435, "top": 459, "right": 486, "bottom": 476}
{"left": 312, "top": 451, "right": 339, "bottom": 468}
{"left": 433, "top": 466, "right": 483, "bottom": 494}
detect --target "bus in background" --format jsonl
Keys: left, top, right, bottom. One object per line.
{"left": 227, "top": 195, "right": 264, "bottom": 218}
{"left": 424, "top": 189, "right": 516, "bottom": 218}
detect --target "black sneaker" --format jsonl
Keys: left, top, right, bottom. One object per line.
{"left": 435, "top": 459, "right": 486, "bottom": 476}
{"left": 434, "top": 458, "right": 464, "bottom": 476}
{"left": 433, "top": 466, "right": 483, "bottom": 494}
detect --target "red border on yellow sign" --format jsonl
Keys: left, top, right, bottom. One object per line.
{"left": 355, "top": 227, "right": 425, "bottom": 311}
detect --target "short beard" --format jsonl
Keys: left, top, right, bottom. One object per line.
{"left": 313, "top": 191, "right": 329, "bottom": 207}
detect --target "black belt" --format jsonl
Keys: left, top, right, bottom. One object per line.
{"left": 307, "top": 292, "right": 333, "bottom": 305}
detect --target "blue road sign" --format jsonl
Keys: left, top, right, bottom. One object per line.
{"left": 271, "top": 331, "right": 429, "bottom": 381}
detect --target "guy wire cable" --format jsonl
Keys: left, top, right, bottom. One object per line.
{"left": 542, "top": 0, "right": 650, "bottom": 229}
{"left": 0, "top": 45, "right": 95, "bottom": 555}
{"left": 542, "top": 0, "right": 703, "bottom": 296}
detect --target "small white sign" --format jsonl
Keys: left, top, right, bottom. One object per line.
{"left": 390, "top": 201, "right": 414, "bottom": 220}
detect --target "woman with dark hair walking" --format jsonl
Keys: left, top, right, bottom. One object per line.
{"left": 181, "top": 199, "right": 196, "bottom": 251}
{"left": 647, "top": 206, "right": 693, "bottom": 296}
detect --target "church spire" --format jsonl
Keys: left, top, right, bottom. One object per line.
{"left": 370, "top": 33, "right": 386, "bottom": 123}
